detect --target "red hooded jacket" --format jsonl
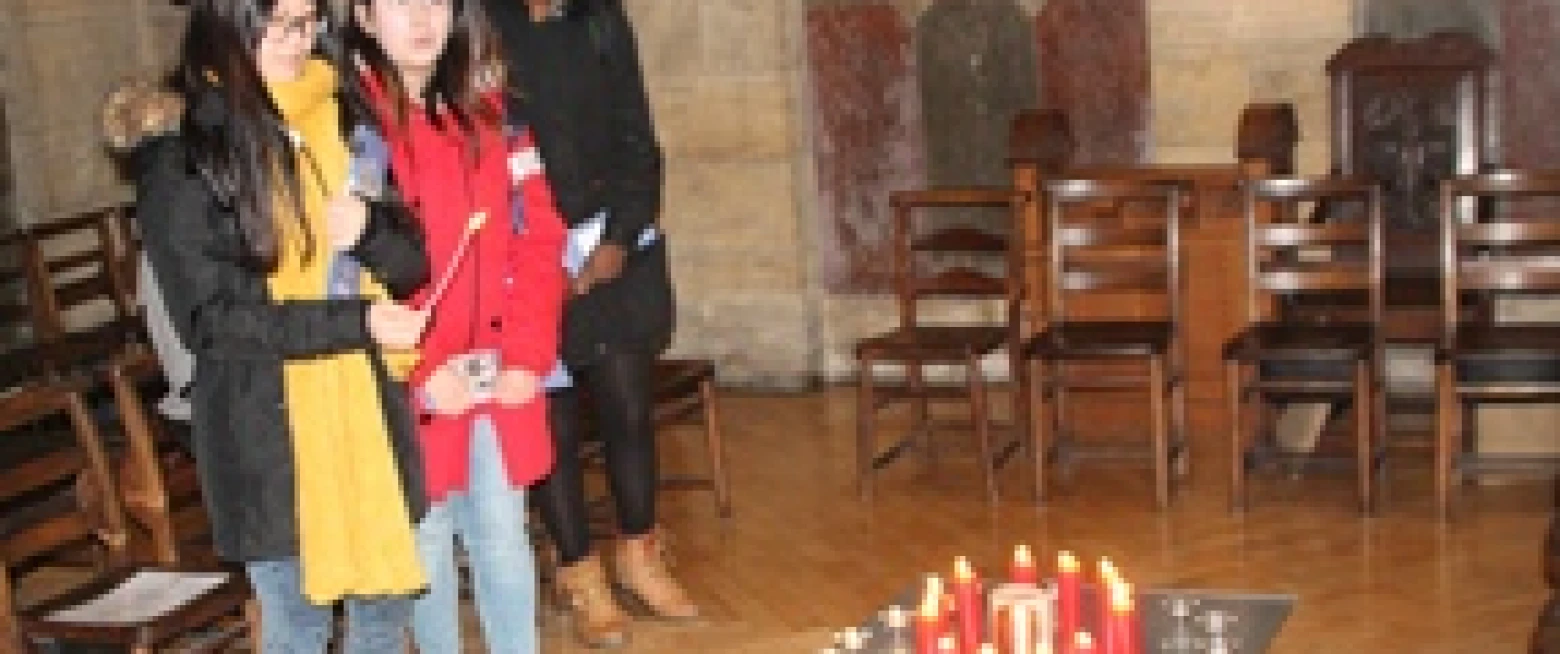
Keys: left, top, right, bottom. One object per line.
{"left": 364, "top": 76, "right": 565, "bottom": 501}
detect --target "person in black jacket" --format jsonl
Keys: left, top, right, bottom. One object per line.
{"left": 484, "top": 0, "right": 685, "bottom": 647}
{"left": 104, "top": 0, "right": 432, "bottom": 650}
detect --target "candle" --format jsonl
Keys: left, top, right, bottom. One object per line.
{"left": 1114, "top": 583, "right": 1139, "bottom": 654}
{"left": 952, "top": 557, "right": 983, "bottom": 653}
{"left": 1057, "top": 552, "right": 1081, "bottom": 651}
{"left": 1011, "top": 544, "right": 1039, "bottom": 586}
{"left": 420, "top": 210, "right": 489, "bottom": 311}
{"left": 916, "top": 592, "right": 945, "bottom": 654}
{"left": 1097, "top": 559, "right": 1118, "bottom": 646}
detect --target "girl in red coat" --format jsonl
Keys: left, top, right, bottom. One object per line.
{"left": 345, "top": 0, "right": 564, "bottom": 651}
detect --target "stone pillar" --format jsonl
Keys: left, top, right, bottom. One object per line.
{"left": 632, "top": 0, "right": 821, "bottom": 387}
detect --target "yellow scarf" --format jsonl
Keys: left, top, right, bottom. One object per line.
{"left": 266, "top": 59, "right": 425, "bottom": 604}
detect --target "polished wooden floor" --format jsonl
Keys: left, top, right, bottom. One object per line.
{"left": 528, "top": 387, "right": 1552, "bottom": 653}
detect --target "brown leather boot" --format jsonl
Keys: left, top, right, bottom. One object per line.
{"left": 554, "top": 554, "right": 629, "bottom": 648}
{"left": 613, "top": 529, "right": 701, "bottom": 620}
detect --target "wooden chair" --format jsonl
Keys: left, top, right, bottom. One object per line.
{"left": 1025, "top": 179, "right": 1186, "bottom": 509}
{"left": 17, "top": 207, "right": 213, "bottom": 565}
{"left": 1227, "top": 177, "right": 1386, "bottom": 514}
{"left": 0, "top": 374, "right": 250, "bottom": 653}
{"left": 1434, "top": 170, "right": 1560, "bottom": 520}
{"left": 651, "top": 358, "right": 731, "bottom": 518}
{"left": 855, "top": 187, "right": 1029, "bottom": 505}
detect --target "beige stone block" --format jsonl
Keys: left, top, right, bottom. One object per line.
{"left": 702, "top": 0, "right": 798, "bottom": 74}
{"left": 663, "top": 159, "right": 800, "bottom": 248}
{"left": 627, "top": 0, "right": 702, "bottom": 79}
{"left": 1152, "top": 50, "right": 1250, "bottom": 149}
{"left": 652, "top": 77, "right": 798, "bottom": 160}
{"left": 670, "top": 292, "right": 814, "bottom": 387}
{"left": 667, "top": 244, "right": 805, "bottom": 294}
{"left": 1232, "top": 1, "right": 1353, "bottom": 43}
{"left": 1149, "top": 2, "right": 1238, "bottom": 48}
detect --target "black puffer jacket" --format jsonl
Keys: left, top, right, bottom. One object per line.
{"left": 486, "top": 0, "right": 674, "bottom": 361}
{"left": 106, "top": 84, "right": 429, "bottom": 562}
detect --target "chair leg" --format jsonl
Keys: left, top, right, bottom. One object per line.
{"left": 1150, "top": 356, "right": 1170, "bottom": 510}
{"left": 1228, "top": 361, "right": 1247, "bottom": 513}
{"left": 1435, "top": 363, "right": 1456, "bottom": 521}
{"left": 107, "top": 364, "right": 180, "bottom": 565}
{"left": 1171, "top": 366, "right": 1190, "bottom": 483}
{"left": 1029, "top": 357, "right": 1048, "bottom": 505}
{"left": 909, "top": 361, "right": 935, "bottom": 473}
{"left": 1354, "top": 359, "right": 1374, "bottom": 515}
{"left": 856, "top": 357, "right": 876, "bottom": 500}
{"left": 970, "top": 355, "right": 998, "bottom": 507}
{"left": 698, "top": 377, "right": 731, "bottom": 518}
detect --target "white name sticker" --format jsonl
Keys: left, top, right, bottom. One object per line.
{"left": 508, "top": 148, "right": 544, "bottom": 182}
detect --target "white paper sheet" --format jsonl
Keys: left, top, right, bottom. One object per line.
{"left": 44, "top": 570, "right": 229, "bottom": 624}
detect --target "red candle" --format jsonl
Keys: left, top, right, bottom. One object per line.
{"left": 1011, "top": 544, "right": 1039, "bottom": 586}
{"left": 1057, "top": 552, "right": 1082, "bottom": 651}
{"left": 916, "top": 593, "right": 946, "bottom": 654}
{"left": 1114, "top": 583, "right": 1139, "bottom": 654}
{"left": 952, "top": 557, "right": 983, "bottom": 653}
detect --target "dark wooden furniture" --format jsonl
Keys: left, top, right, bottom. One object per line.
{"left": 1327, "top": 33, "right": 1496, "bottom": 289}
{"left": 1539, "top": 481, "right": 1558, "bottom": 652}
{"left": 0, "top": 377, "right": 250, "bottom": 654}
{"left": 854, "top": 187, "right": 1029, "bottom": 505}
{"left": 1434, "top": 171, "right": 1560, "bottom": 520}
{"left": 1226, "top": 177, "right": 1386, "bottom": 514}
{"left": 651, "top": 358, "right": 731, "bottom": 518}
{"left": 1025, "top": 179, "right": 1186, "bottom": 508}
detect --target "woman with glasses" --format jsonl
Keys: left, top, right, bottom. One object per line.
{"left": 104, "top": 0, "right": 432, "bottom": 650}
{"left": 341, "top": 0, "right": 565, "bottom": 650}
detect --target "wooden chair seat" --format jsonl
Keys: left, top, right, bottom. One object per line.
{"left": 1224, "top": 322, "right": 1376, "bottom": 361}
{"left": 1027, "top": 321, "right": 1173, "bottom": 359}
{"left": 855, "top": 325, "right": 1009, "bottom": 361}
{"left": 19, "top": 566, "right": 249, "bottom": 652}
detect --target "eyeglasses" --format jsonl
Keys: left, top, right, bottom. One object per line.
{"left": 265, "top": 13, "right": 324, "bottom": 41}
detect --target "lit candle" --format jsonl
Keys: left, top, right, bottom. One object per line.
{"left": 1108, "top": 583, "right": 1138, "bottom": 654}
{"left": 916, "top": 591, "right": 945, "bottom": 654}
{"left": 1057, "top": 552, "right": 1081, "bottom": 651}
{"left": 1097, "top": 559, "right": 1118, "bottom": 646}
{"left": 1011, "top": 544, "right": 1039, "bottom": 586}
{"left": 952, "top": 557, "right": 983, "bottom": 653}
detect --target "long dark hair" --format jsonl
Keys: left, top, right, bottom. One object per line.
{"left": 174, "top": 0, "right": 319, "bottom": 270}
{"left": 340, "top": 0, "right": 498, "bottom": 140}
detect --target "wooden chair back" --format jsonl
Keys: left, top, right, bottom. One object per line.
{"left": 1041, "top": 178, "right": 1183, "bottom": 328}
{"left": 1241, "top": 177, "right": 1385, "bottom": 331}
{"left": 1439, "top": 170, "right": 1560, "bottom": 346}
{"left": 887, "top": 187, "right": 1027, "bottom": 334}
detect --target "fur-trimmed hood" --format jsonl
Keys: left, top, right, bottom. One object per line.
{"left": 102, "top": 79, "right": 184, "bottom": 153}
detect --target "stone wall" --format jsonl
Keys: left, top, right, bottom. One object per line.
{"left": 0, "top": 0, "right": 185, "bottom": 229}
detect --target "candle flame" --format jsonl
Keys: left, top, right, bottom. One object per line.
{"left": 466, "top": 210, "right": 488, "bottom": 232}
{"left": 1099, "top": 558, "right": 1118, "bottom": 583}
{"left": 953, "top": 556, "right": 976, "bottom": 581}
{"left": 1110, "top": 582, "right": 1134, "bottom": 613}
{"left": 1075, "top": 630, "right": 1096, "bottom": 650}
{"left": 1058, "top": 551, "right": 1080, "bottom": 573}
{"left": 1014, "top": 544, "right": 1034, "bottom": 567}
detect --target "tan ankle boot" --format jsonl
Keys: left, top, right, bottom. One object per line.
{"left": 613, "top": 530, "right": 700, "bottom": 620}
{"left": 555, "top": 554, "right": 629, "bottom": 648}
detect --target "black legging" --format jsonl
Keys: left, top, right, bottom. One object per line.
{"left": 537, "top": 349, "right": 658, "bottom": 565}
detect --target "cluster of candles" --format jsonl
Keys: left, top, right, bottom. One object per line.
{"left": 911, "top": 546, "right": 1141, "bottom": 654}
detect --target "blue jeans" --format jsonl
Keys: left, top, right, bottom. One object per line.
{"left": 413, "top": 416, "right": 539, "bottom": 654}
{"left": 245, "top": 558, "right": 413, "bottom": 654}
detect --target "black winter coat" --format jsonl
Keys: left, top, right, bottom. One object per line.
{"left": 485, "top": 0, "right": 675, "bottom": 360}
{"left": 124, "top": 91, "right": 430, "bottom": 562}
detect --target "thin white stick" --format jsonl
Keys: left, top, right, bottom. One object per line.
{"left": 419, "top": 211, "right": 488, "bottom": 311}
